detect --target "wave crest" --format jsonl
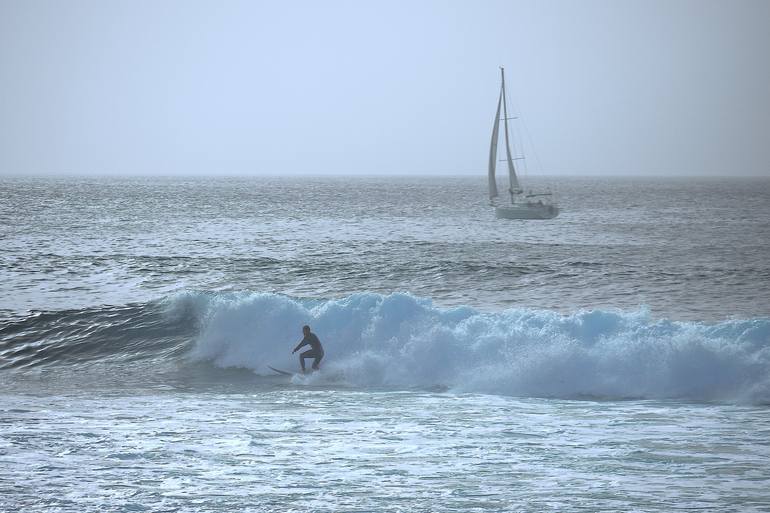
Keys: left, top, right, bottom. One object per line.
{"left": 190, "top": 292, "right": 770, "bottom": 403}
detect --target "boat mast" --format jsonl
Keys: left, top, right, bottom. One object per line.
{"left": 500, "top": 67, "right": 520, "bottom": 203}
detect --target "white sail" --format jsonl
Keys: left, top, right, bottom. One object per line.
{"left": 500, "top": 68, "right": 520, "bottom": 194}
{"left": 488, "top": 89, "right": 502, "bottom": 200}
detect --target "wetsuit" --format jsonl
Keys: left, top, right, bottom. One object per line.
{"left": 294, "top": 332, "right": 324, "bottom": 371}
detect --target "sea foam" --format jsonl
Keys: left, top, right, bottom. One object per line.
{"left": 188, "top": 291, "right": 770, "bottom": 403}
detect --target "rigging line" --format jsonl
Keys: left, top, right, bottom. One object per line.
{"left": 507, "top": 88, "right": 547, "bottom": 179}
{"left": 506, "top": 75, "right": 548, "bottom": 182}
{"left": 520, "top": 114, "right": 546, "bottom": 178}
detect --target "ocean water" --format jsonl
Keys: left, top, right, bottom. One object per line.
{"left": 1, "top": 175, "right": 769, "bottom": 512}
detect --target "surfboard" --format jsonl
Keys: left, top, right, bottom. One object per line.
{"left": 267, "top": 366, "right": 320, "bottom": 377}
{"left": 267, "top": 365, "right": 295, "bottom": 376}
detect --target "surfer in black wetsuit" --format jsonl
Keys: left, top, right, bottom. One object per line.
{"left": 292, "top": 325, "right": 324, "bottom": 373}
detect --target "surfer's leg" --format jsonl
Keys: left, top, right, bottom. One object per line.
{"left": 300, "top": 349, "right": 316, "bottom": 373}
{"left": 312, "top": 352, "right": 323, "bottom": 370}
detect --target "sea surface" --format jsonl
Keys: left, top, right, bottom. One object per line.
{"left": 1, "top": 175, "right": 769, "bottom": 512}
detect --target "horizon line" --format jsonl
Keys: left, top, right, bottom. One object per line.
{"left": 2, "top": 172, "right": 769, "bottom": 180}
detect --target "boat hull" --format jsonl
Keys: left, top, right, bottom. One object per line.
{"left": 495, "top": 203, "right": 559, "bottom": 220}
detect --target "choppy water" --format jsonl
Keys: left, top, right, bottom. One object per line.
{"left": 3, "top": 389, "right": 769, "bottom": 512}
{"left": 3, "top": 176, "right": 769, "bottom": 318}
{"left": 1, "top": 175, "right": 769, "bottom": 512}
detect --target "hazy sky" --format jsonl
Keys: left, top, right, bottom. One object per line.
{"left": 1, "top": 0, "right": 768, "bottom": 176}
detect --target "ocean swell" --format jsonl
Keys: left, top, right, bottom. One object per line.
{"left": 2, "top": 290, "right": 768, "bottom": 402}
{"left": 0, "top": 300, "right": 197, "bottom": 370}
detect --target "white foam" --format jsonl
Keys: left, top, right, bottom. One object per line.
{"left": 185, "top": 292, "right": 770, "bottom": 403}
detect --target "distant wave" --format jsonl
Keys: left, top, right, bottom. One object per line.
{"left": 2, "top": 291, "right": 769, "bottom": 403}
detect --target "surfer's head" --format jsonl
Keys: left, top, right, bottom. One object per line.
{"left": 302, "top": 325, "right": 310, "bottom": 335}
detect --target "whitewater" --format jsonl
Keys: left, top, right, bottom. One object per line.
{"left": 2, "top": 176, "right": 770, "bottom": 512}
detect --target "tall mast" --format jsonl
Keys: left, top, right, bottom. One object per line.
{"left": 500, "top": 67, "right": 520, "bottom": 201}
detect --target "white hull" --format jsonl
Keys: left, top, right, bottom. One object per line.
{"left": 495, "top": 203, "right": 559, "bottom": 220}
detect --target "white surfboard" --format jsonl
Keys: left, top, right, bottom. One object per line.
{"left": 267, "top": 365, "right": 296, "bottom": 376}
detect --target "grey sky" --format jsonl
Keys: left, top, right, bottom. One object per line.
{"left": 1, "top": 0, "right": 768, "bottom": 176}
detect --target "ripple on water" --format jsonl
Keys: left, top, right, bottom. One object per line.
{"left": 0, "top": 390, "right": 769, "bottom": 512}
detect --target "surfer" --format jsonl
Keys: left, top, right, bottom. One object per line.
{"left": 292, "top": 325, "right": 324, "bottom": 373}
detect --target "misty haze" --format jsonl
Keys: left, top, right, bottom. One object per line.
{"left": 1, "top": 0, "right": 769, "bottom": 176}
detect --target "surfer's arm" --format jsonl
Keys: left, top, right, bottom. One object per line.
{"left": 292, "top": 338, "right": 308, "bottom": 353}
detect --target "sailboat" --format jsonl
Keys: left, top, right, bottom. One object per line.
{"left": 488, "top": 67, "right": 559, "bottom": 220}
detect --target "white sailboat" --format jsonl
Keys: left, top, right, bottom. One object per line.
{"left": 488, "top": 67, "right": 559, "bottom": 220}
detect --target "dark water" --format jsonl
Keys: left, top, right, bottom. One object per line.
{"left": 2, "top": 175, "right": 769, "bottom": 320}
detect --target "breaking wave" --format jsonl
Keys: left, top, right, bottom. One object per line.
{"left": 191, "top": 291, "right": 770, "bottom": 403}
{"left": 2, "top": 291, "right": 769, "bottom": 403}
